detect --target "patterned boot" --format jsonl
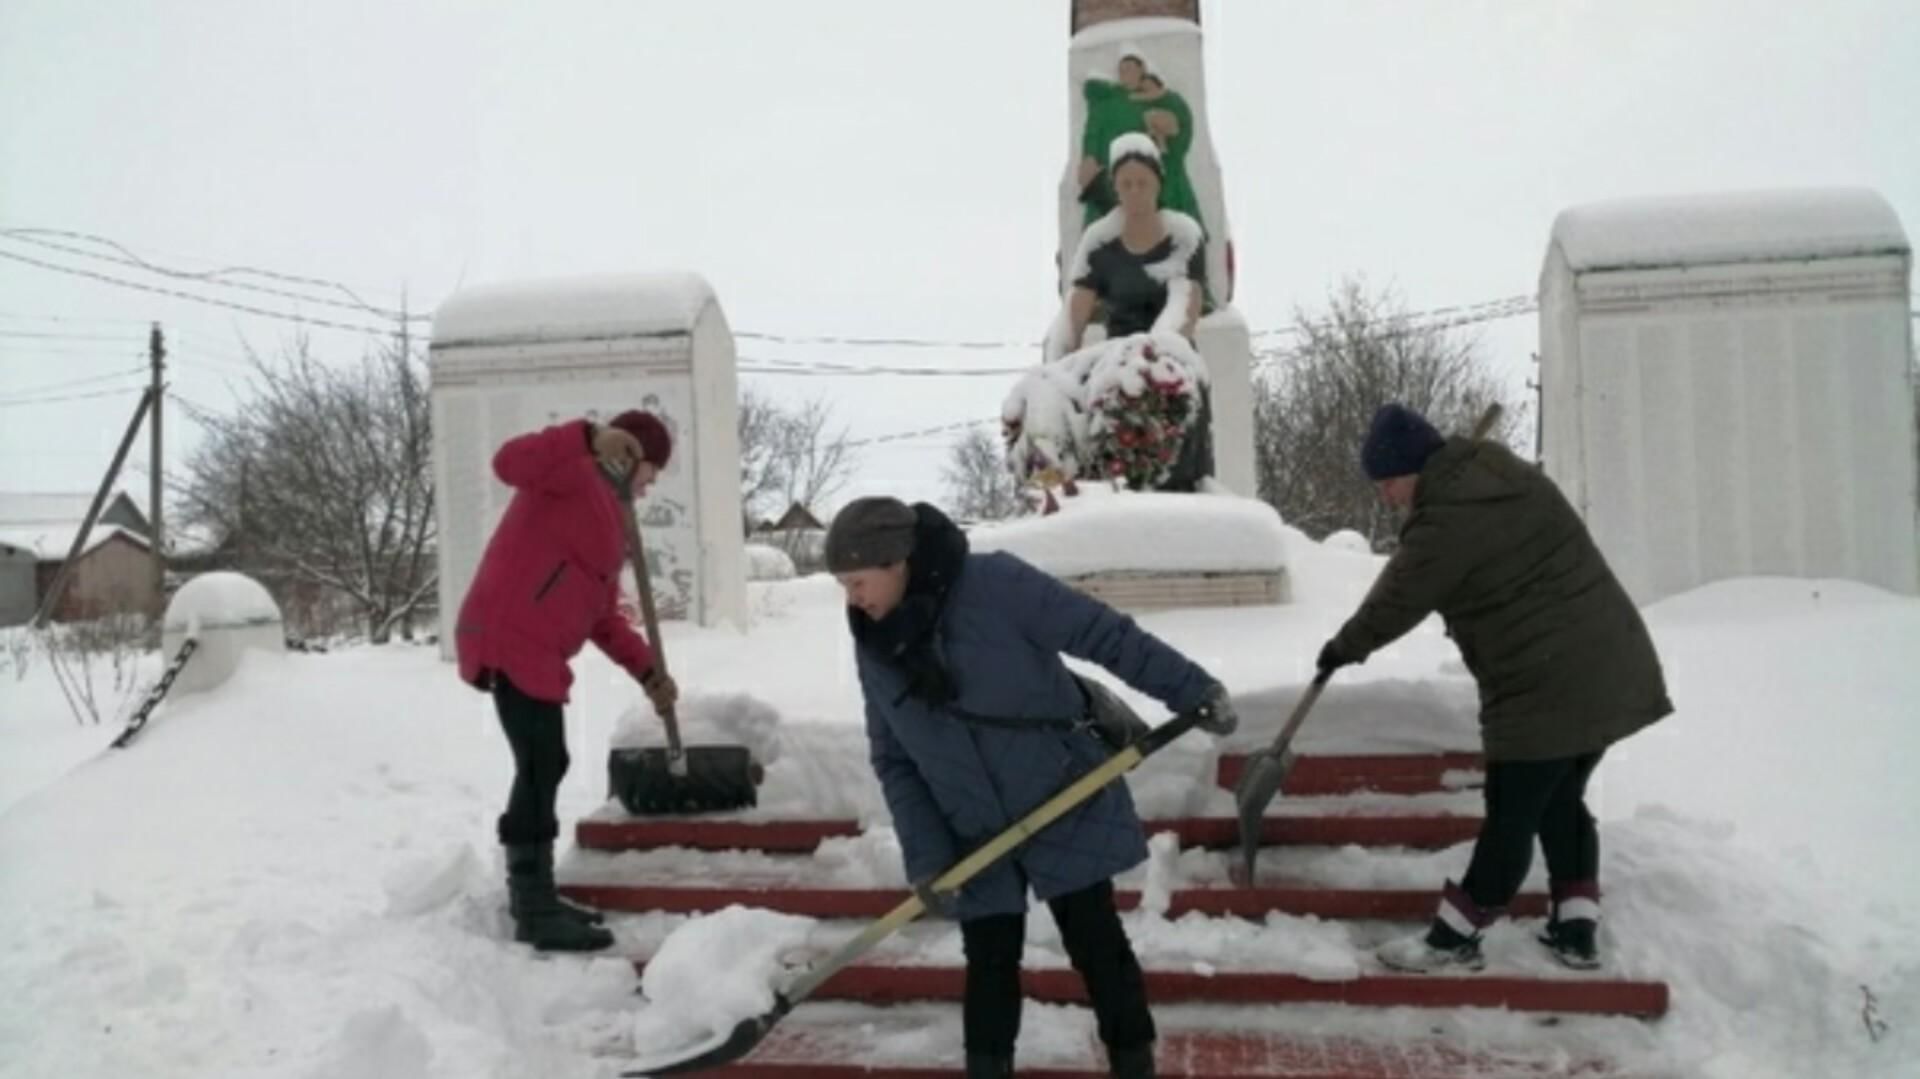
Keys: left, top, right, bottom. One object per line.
{"left": 1377, "top": 880, "right": 1494, "bottom": 973}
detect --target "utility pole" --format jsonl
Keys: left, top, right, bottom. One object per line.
{"left": 149, "top": 322, "right": 166, "bottom": 619}
{"left": 33, "top": 389, "right": 156, "bottom": 627}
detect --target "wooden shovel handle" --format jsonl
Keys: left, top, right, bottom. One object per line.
{"left": 613, "top": 483, "right": 683, "bottom": 757}
{"left": 1469, "top": 402, "right": 1503, "bottom": 440}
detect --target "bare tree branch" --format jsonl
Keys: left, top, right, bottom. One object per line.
{"left": 941, "top": 426, "right": 1024, "bottom": 521}
{"left": 1254, "top": 278, "right": 1522, "bottom": 550}
{"left": 176, "top": 330, "right": 435, "bottom": 641}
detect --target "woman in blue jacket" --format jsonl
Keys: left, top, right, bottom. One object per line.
{"left": 827, "top": 497, "right": 1236, "bottom": 1079}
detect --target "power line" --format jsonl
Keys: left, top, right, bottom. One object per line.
{"left": 174, "top": 354, "right": 256, "bottom": 376}
{"left": 844, "top": 417, "right": 995, "bottom": 449}
{"left": 1253, "top": 297, "right": 1539, "bottom": 368}
{"left": 0, "top": 342, "right": 150, "bottom": 360}
{"left": 0, "top": 247, "right": 405, "bottom": 339}
{"left": 0, "top": 365, "right": 147, "bottom": 400}
{"left": 739, "top": 355, "right": 1030, "bottom": 377}
{"left": 0, "top": 385, "right": 144, "bottom": 409}
{"left": 0, "top": 228, "right": 426, "bottom": 323}
{"left": 1248, "top": 293, "right": 1539, "bottom": 343}
{"left": 0, "top": 328, "right": 143, "bottom": 342}
{"left": 172, "top": 395, "right": 227, "bottom": 426}
{"left": 735, "top": 329, "right": 1039, "bottom": 351}
{"left": 0, "top": 310, "right": 153, "bottom": 326}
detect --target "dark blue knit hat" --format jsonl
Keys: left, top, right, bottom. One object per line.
{"left": 1361, "top": 404, "right": 1445, "bottom": 480}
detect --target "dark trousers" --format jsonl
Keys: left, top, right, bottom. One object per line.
{"left": 491, "top": 673, "right": 570, "bottom": 846}
{"left": 960, "top": 880, "right": 1154, "bottom": 1057}
{"left": 1460, "top": 750, "right": 1604, "bottom": 912}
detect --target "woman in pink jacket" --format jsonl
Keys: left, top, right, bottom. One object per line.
{"left": 456, "top": 410, "right": 679, "bottom": 952}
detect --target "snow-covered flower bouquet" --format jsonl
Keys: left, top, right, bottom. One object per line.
{"left": 1002, "top": 328, "right": 1208, "bottom": 505}
{"left": 1083, "top": 332, "right": 1205, "bottom": 491}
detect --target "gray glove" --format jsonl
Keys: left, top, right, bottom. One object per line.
{"left": 912, "top": 877, "right": 958, "bottom": 920}
{"left": 1193, "top": 683, "right": 1239, "bottom": 736}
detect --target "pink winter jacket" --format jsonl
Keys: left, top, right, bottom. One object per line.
{"left": 455, "top": 420, "right": 656, "bottom": 703}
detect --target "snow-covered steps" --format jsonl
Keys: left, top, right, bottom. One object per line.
{"left": 560, "top": 882, "right": 1551, "bottom": 921}
{"left": 1214, "top": 752, "right": 1485, "bottom": 795}
{"left": 665, "top": 1005, "right": 1659, "bottom": 1078}
{"left": 575, "top": 814, "right": 1484, "bottom": 854}
{"left": 626, "top": 958, "right": 1668, "bottom": 1018}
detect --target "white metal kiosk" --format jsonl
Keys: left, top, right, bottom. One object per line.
{"left": 428, "top": 273, "right": 747, "bottom": 659}
{"left": 1539, "top": 188, "right": 1917, "bottom": 605}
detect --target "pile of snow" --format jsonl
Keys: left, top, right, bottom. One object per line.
{"left": 160, "top": 571, "right": 284, "bottom": 696}
{"left": 1321, "top": 528, "right": 1373, "bottom": 555}
{"left": 610, "top": 690, "right": 783, "bottom": 767}
{"left": 1550, "top": 187, "right": 1909, "bottom": 271}
{"left": 743, "top": 543, "right": 797, "bottom": 582}
{"left": 968, "top": 486, "right": 1287, "bottom": 578}
{"left": 628, "top": 906, "right": 816, "bottom": 1070}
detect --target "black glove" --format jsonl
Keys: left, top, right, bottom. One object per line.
{"left": 1193, "top": 683, "right": 1239, "bottom": 736}
{"left": 1316, "top": 639, "right": 1358, "bottom": 675}
{"left": 912, "top": 877, "right": 958, "bottom": 920}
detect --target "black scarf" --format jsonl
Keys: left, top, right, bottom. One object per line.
{"left": 848, "top": 503, "right": 970, "bottom": 708}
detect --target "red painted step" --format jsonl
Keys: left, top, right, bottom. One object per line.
{"left": 577, "top": 814, "right": 1482, "bottom": 854}
{"left": 627, "top": 959, "right": 1668, "bottom": 1017}
{"left": 687, "top": 1024, "right": 1646, "bottom": 1078}
{"left": 1216, "top": 753, "right": 1485, "bottom": 795}
{"left": 559, "top": 882, "right": 1550, "bottom": 921}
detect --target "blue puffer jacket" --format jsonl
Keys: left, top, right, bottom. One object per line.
{"left": 857, "top": 550, "right": 1215, "bottom": 920}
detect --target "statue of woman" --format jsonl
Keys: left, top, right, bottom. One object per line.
{"left": 1018, "top": 133, "right": 1214, "bottom": 493}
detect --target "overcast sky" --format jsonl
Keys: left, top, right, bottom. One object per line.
{"left": 3, "top": 0, "right": 1915, "bottom": 515}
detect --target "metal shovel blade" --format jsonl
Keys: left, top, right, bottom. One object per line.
{"left": 1232, "top": 746, "right": 1297, "bottom": 883}
{"left": 622, "top": 995, "right": 792, "bottom": 1076}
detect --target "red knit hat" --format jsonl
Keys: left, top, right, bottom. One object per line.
{"left": 610, "top": 410, "right": 672, "bottom": 468}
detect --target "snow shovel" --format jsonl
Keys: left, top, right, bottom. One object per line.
{"left": 606, "top": 480, "right": 761, "bottom": 814}
{"left": 1231, "top": 669, "right": 1332, "bottom": 885}
{"left": 1229, "top": 404, "right": 1503, "bottom": 878}
{"left": 620, "top": 701, "right": 1219, "bottom": 1076}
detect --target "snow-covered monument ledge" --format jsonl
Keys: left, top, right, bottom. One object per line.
{"left": 1538, "top": 187, "right": 1918, "bottom": 605}
{"left": 987, "top": 0, "right": 1289, "bottom": 612}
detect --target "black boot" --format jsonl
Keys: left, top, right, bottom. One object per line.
{"left": 1108, "top": 1042, "right": 1156, "bottom": 1079}
{"left": 505, "top": 843, "right": 613, "bottom": 952}
{"left": 965, "top": 1053, "right": 1013, "bottom": 1078}
{"left": 504, "top": 842, "right": 605, "bottom": 925}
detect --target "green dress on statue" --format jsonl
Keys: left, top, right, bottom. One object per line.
{"left": 1078, "top": 79, "right": 1206, "bottom": 233}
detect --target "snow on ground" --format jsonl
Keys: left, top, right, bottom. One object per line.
{"left": 2, "top": 526, "right": 1917, "bottom": 1078}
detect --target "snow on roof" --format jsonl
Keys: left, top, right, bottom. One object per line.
{"left": 0, "top": 491, "right": 150, "bottom": 559}
{"left": 429, "top": 272, "right": 717, "bottom": 349}
{"left": 0, "top": 524, "right": 147, "bottom": 560}
{"left": 1550, "top": 187, "right": 1909, "bottom": 272}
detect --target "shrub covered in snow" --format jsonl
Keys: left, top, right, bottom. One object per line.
{"left": 743, "top": 544, "right": 797, "bottom": 582}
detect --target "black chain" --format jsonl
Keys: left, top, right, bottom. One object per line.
{"left": 111, "top": 637, "right": 201, "bottom": 750}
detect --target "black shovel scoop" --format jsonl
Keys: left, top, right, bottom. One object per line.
{"left": 605, "top": 472, "right": 761, "bottom": 814}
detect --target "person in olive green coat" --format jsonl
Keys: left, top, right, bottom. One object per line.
{"left": 1316, "top": 404, "right": 1673, "bottom": 973}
